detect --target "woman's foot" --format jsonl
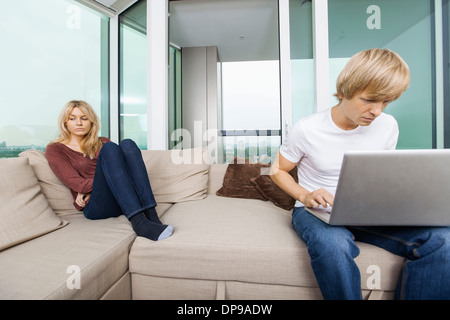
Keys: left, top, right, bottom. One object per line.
{"left": 130, "top": 213, "right": 173, "bottom": 240}
{"left": 144, "top": 207, "right": 163, "bottom": 224}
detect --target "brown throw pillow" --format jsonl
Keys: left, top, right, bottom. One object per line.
{"left": 216, "top": 158, "right": 270, "bottom": 201}
{"left": 251, "top": 166, "right": 298, "bottom": 211}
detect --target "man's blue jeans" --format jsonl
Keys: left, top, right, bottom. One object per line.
{"left": 84, "top": 139, "right": 157, "bottom": 220}
{"left": 292, "top": 206, "right": 450, "bottom": 300}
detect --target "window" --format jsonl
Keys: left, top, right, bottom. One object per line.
{"left": 221, "top": 60, "right": 281, "bottom": 163}
{"left": 289, "top": 0, "right": 314, "bottom": 123}
{"left": 328, "top": 0, "right": 435, "bottom": 149}
{"left": 221, "top": 61, "right": 280, "bottom": 131}
{"left": 119, "top": 0, "right": 147, "bottom": 149}
{"left": 0, "top": 0, "right": 109, "bottom": 158}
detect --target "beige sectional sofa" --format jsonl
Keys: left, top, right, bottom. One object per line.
{"left": 0, "top": 148, "right": 404, "bottom": 300}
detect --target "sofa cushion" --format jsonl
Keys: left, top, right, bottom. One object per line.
{"left": 0, "top": 157, "right": 68, "bottom": 251}
{"left": 0, "top": 214, "right": 135, "bottom": 299}
{"left": 141, "top": 149, "right": 209, "bottom": 203}
{"left": 130, "top": 195, "right": 404, "bottom": 296}
{"left": 19, "top": 149, "right": 79, "bottom": 217}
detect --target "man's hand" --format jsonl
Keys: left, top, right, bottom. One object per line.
{"left": 301, "top": 188, "right": 334, "bottom": 209}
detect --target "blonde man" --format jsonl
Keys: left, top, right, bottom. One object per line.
{"left": 271, "top": 49, "right": 450, "bottom": 299}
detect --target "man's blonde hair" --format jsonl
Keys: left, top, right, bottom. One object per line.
{"left": 51, "top": 100, "right": 103, "bottom": 159}
{"left": 335, "top": 48, "right": 410, "bottom": 103}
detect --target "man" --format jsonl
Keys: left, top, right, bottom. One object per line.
{"left": 270, "top": 48, "right": 450, "bottom": 299}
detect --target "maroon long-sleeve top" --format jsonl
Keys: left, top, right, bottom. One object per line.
{"left": 45, "top": 137, "right": 111, "bottom": 211}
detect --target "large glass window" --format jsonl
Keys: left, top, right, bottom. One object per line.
{"left": 0, "top": 0, "right": 109, "bottom": 158}
{"left": 222, "top": 60, "right": 280, "bottom": 131}
{"left": 328, "top": 0, "right": 435, "bottom": 149}
{"left": 119, "top": 0, "right": 147, "bottom": 149}
{"left": 289, "top": 0, "right": 314, "bottom": 123}
{"left": 221, "top": 60, "right": 281, "bottom": 163}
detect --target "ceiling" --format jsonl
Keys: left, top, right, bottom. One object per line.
{"left": 169, "top": 0, "right": 280, "bottom": 62}
{"left": 77, "top": 0, "right": 280, "bottom": 63}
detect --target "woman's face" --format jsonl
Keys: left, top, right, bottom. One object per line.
{"left": 65, "top": 107, "right": 92, "bottom": 138}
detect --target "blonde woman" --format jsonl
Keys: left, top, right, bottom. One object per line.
{"left": 46, "top": 100, "right": 173, "bottom": 241}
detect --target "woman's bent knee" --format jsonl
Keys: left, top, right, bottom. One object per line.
{"left": 99, "top": 141, "right": 120, "bottom": 156}
{"left": 119, "top": 139, "right": 138, "bottom": 151}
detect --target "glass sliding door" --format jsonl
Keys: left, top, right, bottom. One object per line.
{"left": 119, "top": 0, "right": 147, "bottom": 149}
{"left": 328, "top": 0, "right": 436, "bottom": 149}
{"left": 120, "top": 0, "right": 181, "bottom": 150}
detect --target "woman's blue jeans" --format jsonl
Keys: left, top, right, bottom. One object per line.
{"left": 84, "top": 139, "right": 157, "bottom": 220}
{"left": 292, "top": 206, "right": 450, "bottom": 300}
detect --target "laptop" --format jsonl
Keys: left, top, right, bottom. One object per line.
{"left": 305, "top": 149, "right": 450, "bottom": 226}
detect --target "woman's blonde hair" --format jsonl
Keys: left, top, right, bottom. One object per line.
{"left": 51, "top": 100, "right": 103, "bottom": 159}
{"left": 335, "top": 48, "right": 410, "bottom": 103}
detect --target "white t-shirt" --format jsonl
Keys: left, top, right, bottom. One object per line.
{"left": 279, "top": 108, "right": 399, "bottom": 207}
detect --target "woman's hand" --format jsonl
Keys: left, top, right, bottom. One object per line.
{"left": 75, "top": 193, "right": 91, "bottom": 208}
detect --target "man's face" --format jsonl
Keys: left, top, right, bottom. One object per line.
{"left": 339, "top": 91, "right": 392, "bottom": 129}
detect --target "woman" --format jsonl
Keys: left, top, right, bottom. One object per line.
{"left": 46, "top": 100, "right": 173, "bottom": 241}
